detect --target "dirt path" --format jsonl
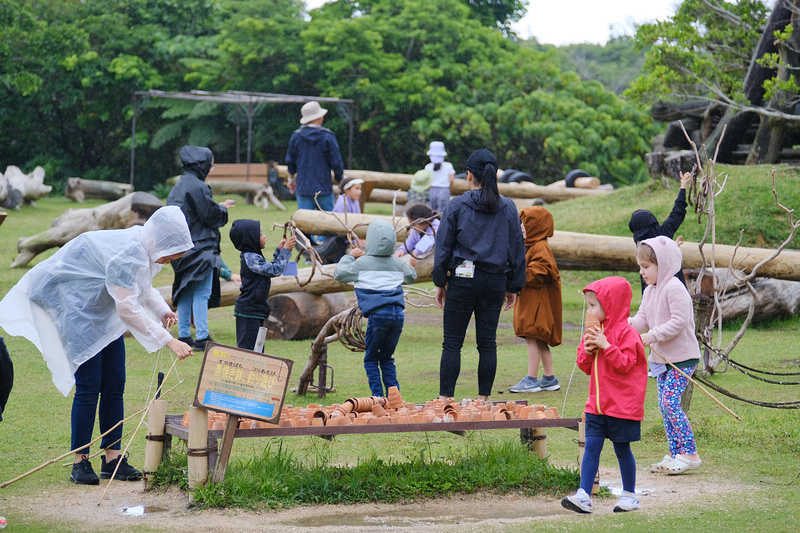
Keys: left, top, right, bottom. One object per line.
{"left": 6, "top": 465, "right": 746, "bottom": 532}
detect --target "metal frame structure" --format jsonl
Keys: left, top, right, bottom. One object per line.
{"left": 130, "top": 90, "right": 355, "bottom": 189}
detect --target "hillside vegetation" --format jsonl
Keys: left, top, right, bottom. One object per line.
{"left": 549, "top": 164, "right": 800, "bottom": 249}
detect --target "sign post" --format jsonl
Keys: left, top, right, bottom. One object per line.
{"left": 192, "top": 341, "right": 292, "bottom": 483}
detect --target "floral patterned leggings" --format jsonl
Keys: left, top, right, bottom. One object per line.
{"left": 657, "top": 366, "right": 698, "bottom": 456}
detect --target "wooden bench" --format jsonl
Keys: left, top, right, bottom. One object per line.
{"left": 162, "top": 408, "right": 582, "bottom": 480}
{"left": 207, "top": 163, "right": 269, "bottom": 182}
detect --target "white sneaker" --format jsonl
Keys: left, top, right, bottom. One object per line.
{"left": 561, "top": 488, "right": 593, "bottom": 514}
{"left": 613, "top": 490, "right": 640, "bottom": 512}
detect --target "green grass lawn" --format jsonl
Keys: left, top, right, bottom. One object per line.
{"left": 1, "top": 166, "right": 800, "bottom": 531}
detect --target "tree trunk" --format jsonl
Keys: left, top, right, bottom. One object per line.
{"left": 705, "top": 1, "right": 793, "bottom": 161}
{"left": 1, "top": 165, "right": 52, "bottom": 207}
{"left": 11, "top": 192, "right": 163, "bottom": 268}
{"left": 65, "top": 178, "right": 133, "bottom": 203}
{"left": 266, "top": 292, "right": 351, "bottom": 340}
{"left": 747, "top": 1, "right": 800, "bottom": 164}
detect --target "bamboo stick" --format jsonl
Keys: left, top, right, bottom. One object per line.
{"left": 97, "top": 358, "right": 179, "bottom": 505}
{"left": 650, "top": 346, "right": 741, "bottom": 420}
{"left": 0, "top": 365, "right": 184, "bottom": 490}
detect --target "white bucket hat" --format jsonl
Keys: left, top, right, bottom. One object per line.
{"left": 426, "top": 141, "right": 447, "bottom": 157}
{"left": 300, "top": 101, "right": 328, "bottom": 124}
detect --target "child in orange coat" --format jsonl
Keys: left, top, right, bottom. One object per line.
{"left": 510, "top": 206, "right": 562, "bottom": 393}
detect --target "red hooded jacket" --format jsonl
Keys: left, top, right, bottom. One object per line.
{"left": 577, "top": 276, "right": 648, "bottom": 421}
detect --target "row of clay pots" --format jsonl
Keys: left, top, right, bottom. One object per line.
{"left": 180, "top": 398, "right": 561, "bottom": 430}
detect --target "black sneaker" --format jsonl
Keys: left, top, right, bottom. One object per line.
{"left": 101, "top": 453, "right": 143, "bottom": 481}
{"left": 178, "top": 336, "right": 194, "bottom": 346}
{"left": 70, "top": 455, "right": 99, "bottom": 485}
{"left": 193, "top": 336, "right": 214, "bottom": 351}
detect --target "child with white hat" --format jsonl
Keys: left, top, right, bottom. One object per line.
{"left": 424, "top": 141, "right": 455, "bottom": 213}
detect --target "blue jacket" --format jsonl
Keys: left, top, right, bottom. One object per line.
{"left": 285, "top": 125, "right": 344, "bottom": 196}
{"left": 229, "top": 219, "right": 291, "bottom": 319}
{"left": 433, "top": 189, "right": 526, "bottom": 293}
{"left": 334, "top": 219, "right": 417, "bottom": 317}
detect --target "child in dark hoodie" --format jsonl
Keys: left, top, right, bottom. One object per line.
{"left": 229, "top": 220, "right": 296, "bottom": 350}
{"left": 334, "top": 219, "right": 417, "bottom": 397}
{"left": 628, "top": 171, "right": 691, "bottom": 292}
{"left": 561, "top": 276, "right": 647, "bottom": 515}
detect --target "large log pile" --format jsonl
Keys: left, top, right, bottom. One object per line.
{"left": 10, "top": 192, "right": 163, "bottom": 267}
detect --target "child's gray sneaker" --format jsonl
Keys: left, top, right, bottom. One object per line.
{"left": 539, "top": 375, "right": 561, "bottom": 391}
{"left": 613, "top": 490, "right": 640, "bottom": 512}
{"left": 561, "top": 488, "right": 592, "bottom": 514}
{"left": 508, "top": 376, "right": 541, "bottom": 393}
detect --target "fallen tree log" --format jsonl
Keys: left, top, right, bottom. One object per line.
{"left": 11, "top": 191, "right": 163, "bottom": 268}
{"left": 1, "top": 165, "right": 52, "bottom": 207}
{"left": 157, "top": 255, "right": 434, "bottom": 306}
{"left": 290, "top": 212, "right": 800, "bottom": 281}
{"left": 685, "top": 268, "right": 800, "bottom": 323}
{"left": 291, "top": 210, "right": 409, "bottom": 241}
{"left": 273, "top": 165, "right": 608, "bottom": 203}
{"left": 366, "top": 188, "right": 408, "bottom": 204}
{"left": 549, "top": 231, "right": 800, "bottom": 282}
{"left": 156, "top": 231, "right": 800, "bottom": 309}
{"left": 65, "top": 178, "right": 133, "bottom": 203}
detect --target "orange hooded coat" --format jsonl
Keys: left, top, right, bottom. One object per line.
{"left": 512, "top": 206, "right": 562, "bottom": 346}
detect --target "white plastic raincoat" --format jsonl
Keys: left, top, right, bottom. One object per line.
{"left": 0, "top": 206, "right": 193, "bottom": 396}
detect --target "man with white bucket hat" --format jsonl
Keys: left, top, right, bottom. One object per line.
{"left": 286, "top": 101, "right": 345, "bottom": 227}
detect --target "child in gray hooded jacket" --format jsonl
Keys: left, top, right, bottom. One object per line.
{"left": 334, "top": 219, "right": 417, "bottom": 397}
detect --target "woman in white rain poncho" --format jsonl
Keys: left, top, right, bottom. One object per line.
{"left": 0, "top": 206, "right": 195, "bottom": 485}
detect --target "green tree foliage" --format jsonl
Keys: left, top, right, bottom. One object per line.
{"left": 1, "top": 0, "right": 657, "bottom": 191}
{"left": 525, "top": 36, "right": 646, "bottom": 96}
{"left": 299, "top": 0, "right": 657, "bottom": 183}
{"left": 626, "top": 0, "right": 770, "bottom": 105}
{"left": 0, "top": 0, "right": 222, "bottom": 188}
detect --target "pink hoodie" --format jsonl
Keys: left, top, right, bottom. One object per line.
{"left": 629, "top": 236, "right": 699, "bottom": 365}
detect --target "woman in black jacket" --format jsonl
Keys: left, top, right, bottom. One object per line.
{"left": 433, "top": 148, "right": 526, "bottom": 402}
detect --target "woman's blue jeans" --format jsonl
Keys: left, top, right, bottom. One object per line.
{"left": 177, "top": 272, "right": 213, "bottom": 339}
{"left": 363, "top": 304, "right": 404, "bottom": 397}
{"left": 71, "top": 336, "right": 126, "bottom": 455}
{"left": 439, "top": 271, "right": 506, "bottom": 398}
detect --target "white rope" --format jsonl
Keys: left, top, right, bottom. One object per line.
{"left": 561, "top": 290, "right": 587, "bottom": 417}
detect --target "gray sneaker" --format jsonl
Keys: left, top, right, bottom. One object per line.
{"left": 508, "top": 376, "right": 541, "bottom": 393}
{"left": 539, "top": 375, "right": 561, "bottom": 391}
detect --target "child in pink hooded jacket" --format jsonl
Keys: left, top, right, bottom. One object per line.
{"left": 630, "top": 235, "right": 702, "bottom": 475}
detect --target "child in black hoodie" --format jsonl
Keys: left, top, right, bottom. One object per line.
{"left": 229, "top": 220, "right": 296, "bottom": 350}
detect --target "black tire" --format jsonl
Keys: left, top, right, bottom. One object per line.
{"left": 499, "top": 169, "right": 519, "bottom": 183}
{"left": 507, "top": 171, "right": 533, "bottom": 183}
{"left": 564, "top": 169, "right": 590, "bottom": 188}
